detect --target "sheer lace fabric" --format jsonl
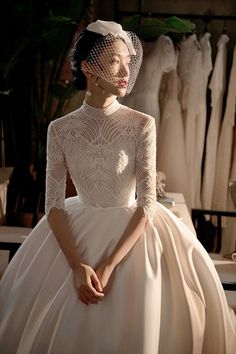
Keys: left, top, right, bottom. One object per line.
{"left": 45, "top": 99, "right": 156, "bottom": 219}
{"left": 1, "top": 99, "right": 236, "bottom": 354}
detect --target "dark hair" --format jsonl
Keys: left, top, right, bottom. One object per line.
{"left": 71, "top": 29, "right": 104, "bottom": 90}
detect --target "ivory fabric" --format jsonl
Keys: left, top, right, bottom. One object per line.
{"left": 194, "top": 33, "right": 213, "bottom": 208}
{"left": 121, "top": 35, "right": 176, "bottom": 129}
{"left": 201, "top": 34, "right": 230, "bottom": 210}
{"left": 156, "top": 57, "right": 190, "bottom": 207}
{"left": 86, "top": 20, "right": 136, "bottom": 55}
{"left": 212, "top": 45, "right": 236, "bottom": 215}
{"left": 177, "top": 34, "right": 203, "bottom": 209}
{"left": 221, "top": 126, "right": 236, "bottom": 254}
{"left": 0, "top": 100, "right": 235, "bottom": 354}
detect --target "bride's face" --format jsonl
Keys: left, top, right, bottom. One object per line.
{"left": 88, "top": 38, "right": 131, "bottom": 96}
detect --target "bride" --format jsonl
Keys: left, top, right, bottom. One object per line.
{"left": 0, "top": 20, "right": 235, "bottom": 354}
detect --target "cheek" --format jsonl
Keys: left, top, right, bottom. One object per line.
{"left": 98, "top": 61, "right": 118, "bottom": 77}
{"left": 103, "top": 65, "right": 120, "bottom": 80}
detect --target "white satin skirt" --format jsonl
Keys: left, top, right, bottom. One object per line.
{"left": 0, "top": 197, "right": 235, "bottom": 354}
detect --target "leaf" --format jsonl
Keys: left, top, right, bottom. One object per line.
{"left": 43, "top": 13, "right": 77, "bottom": 26}
{"left": 0, "top": 36, "right": 31, "bottom": 79}
{"left": 121, "top": 15, "right": 196, "bottom": 40}
{"left": 121, "top": 15, "right": 142, "bottom": 32}
{"left": 164, "top": 16, "right": 195, "bottom": 32}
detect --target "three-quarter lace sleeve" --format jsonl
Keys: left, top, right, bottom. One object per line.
{"left": 136, "top": 117, "right": 156, "bottom": 220}
{"left": 45, "top": 122, "right": 67, "bottom": 217}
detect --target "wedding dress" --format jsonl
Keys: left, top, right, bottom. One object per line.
{"left": 177, "top": 34, "right": 202, "bottom": 209}
{"left": 194, "top": 32, "right": 212, "bottom": 208}
{"left": 212, "top": 45, "right": 236, "bottom": 214}
{"left": 202, "top": 34, "right": 230, "bottom": 210}
{"left": 220, "top": 126, "right": 236, "bottom": 254}
{"left": 156, "top": 54, "right": 190, "bottom": 207}
{"left": 0, "top": 100, "right": 235, "bottom": 354}
{"left": 210, "top": 44, "right": 236, "bottom": 253}
{"left": 121, "top": 35, "right": 176, "bottom": 129}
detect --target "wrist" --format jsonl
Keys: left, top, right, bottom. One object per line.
{"left": 69, "top": 256, "right": 83, "bottom": 271}
{"left": 106, "top": 255, "right": 118, "bottom": 269}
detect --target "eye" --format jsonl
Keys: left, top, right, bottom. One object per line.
{"left": 110, "top": 58, "right": 120, "bottom": 65}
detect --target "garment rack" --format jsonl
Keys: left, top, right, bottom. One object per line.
{"left": 114, "top": 11, "right": 236, "bottom": 22}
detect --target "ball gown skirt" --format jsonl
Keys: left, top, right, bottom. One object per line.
{"left": 0, "top": 197, "right": 235, "bottom": 354}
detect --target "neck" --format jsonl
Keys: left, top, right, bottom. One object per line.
{"left": 85, "top": 90, "right": 117, "bottom": 109}
{"left": 84, "top": 78, "right": 118, "bottom": 108}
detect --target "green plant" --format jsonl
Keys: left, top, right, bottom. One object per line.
{"left": 121, "top": 15, "right": 195, "bottom": 40}
{"left": 0, "top": 0, "right": 93, "bottom": 225}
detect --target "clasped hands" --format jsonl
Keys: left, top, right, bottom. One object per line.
{"left": 73, "top": 260, "right": 114, "bottom": 305}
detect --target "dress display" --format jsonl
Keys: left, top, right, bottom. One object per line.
{"left": 194, "top": 32, "right": 212, "bottom": 208}
{"left": 221, "top": 126, "right": 236, "bottom": 254}
{"left": 121, "top": 35, "right": 176, "bottom": 130}
{"left": 177, "top": 34, "right": 202, "bottom": 209}
{"left": 0, "top": 100, "right": 236, "bottom": 354}
{"left": 156, "top": 58, "right": 190, "bottom": 207}
{"left": 210, "top": 45, "right": 236, "bottom": 253}
{"left": 212, "top": 45, "right": 236, "bottom": 216}
{"left": 201, "top": 34, "right": 230, "bottom": 210}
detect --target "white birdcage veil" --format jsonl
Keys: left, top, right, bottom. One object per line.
{"left": 74, "top": 20, "right": 143, "bottom": 94}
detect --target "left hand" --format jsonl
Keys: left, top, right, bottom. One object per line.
{"left": 96, "top": 260, "right": 115, "bottom": 290}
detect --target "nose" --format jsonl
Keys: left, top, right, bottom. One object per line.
{"left": 119, "top": 63, "right": 129, "bottom": 78}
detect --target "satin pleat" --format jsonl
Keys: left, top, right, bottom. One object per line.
{"left": 0, "top": 197, "right": 235, "bottom": 354}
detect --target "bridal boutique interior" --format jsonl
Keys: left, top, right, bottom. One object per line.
{"left": 0, "top": 0, "right": 236, "bottom": 305}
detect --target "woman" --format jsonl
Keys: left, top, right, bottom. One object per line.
{"left": 0, "top": 20, "right": 235, "bottom": 354}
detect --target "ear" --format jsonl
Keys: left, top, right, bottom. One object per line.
{"left": 81, "top": 60, "right": 89, "bottom": 72}
{"left": 81, "top": 60, "right": 91, "bottom": 73}
{"left": 81, "top": 60, "right": 93, "bottom": 80}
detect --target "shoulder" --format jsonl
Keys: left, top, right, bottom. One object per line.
{"left": 119, "top": 104, "right": 156, "bottom": 127}
{"left": 48, "top": 107, "right": 83, "bottom": 134}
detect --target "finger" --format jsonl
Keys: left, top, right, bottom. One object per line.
{"left": 86, "top": 276, "right": 104, "bottom": 297}
{"left": 79, "top": 288, "right": 96, "bottom": 304}
{"left": 78, "top": 292, "right": 89, "bottom": 305}
{"left": 88, "top": 285, "right": 104, "bottom": 298}
{"left": 83, "top": 288, "right": 100, "bottom": 304}
{"left": 91, "top": 273, "right": 103, "bottom": 292}
{"left": 85, "top": 287, "right": 103, "bottom": 301}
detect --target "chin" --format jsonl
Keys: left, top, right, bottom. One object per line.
{"left": 111, "top": 85, "right": 128, "bottom": 97}
{"left": 100, "top": 80, "right": 128, "bottom": 97}
{"left": 116, "top": 88, "right": 127, "bottom": 97}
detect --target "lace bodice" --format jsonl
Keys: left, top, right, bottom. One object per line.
{"left": 45, "top": 99, "right": 156, "bottom": 219}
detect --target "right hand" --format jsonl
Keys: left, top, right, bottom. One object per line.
{"left": 73, "top": 263, "right": 104, "bottom": 305}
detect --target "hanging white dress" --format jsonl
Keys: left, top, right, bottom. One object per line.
{"left": 194, "top": 32, "right": 213, "bottom": 208}
{"left": 121, "top": 35, "right": 176, "bottom": 127}
{"left": 201, "top": 34, "right": 230, "bottom": 210}
{"left": 156, "top": 53, "right": 190, "bottom": 207}
{"left": 0, "top": 100, "right": 235, "bottom": 354}
{"left": 212, "top": 45, "right": 236, "bottom": 212}
{"left": 177, "top": 34, "right": 202, "bottom": 209}
{"left": 220, "top": 126, "right": 236, "bottom": 254}
{"left": 209, "top": 44, "right": 236, "bottom": 252}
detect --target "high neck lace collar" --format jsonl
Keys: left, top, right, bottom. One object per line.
{"left": 81, "top": 99, "right": 121, "bottom": 118}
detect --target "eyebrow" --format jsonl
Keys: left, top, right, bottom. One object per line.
{"left": 110, "top": 53, "right": 131, "bottom": 58}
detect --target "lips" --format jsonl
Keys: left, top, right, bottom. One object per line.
{"left": 117, "top": 79, "right": 128, "bottom": 88}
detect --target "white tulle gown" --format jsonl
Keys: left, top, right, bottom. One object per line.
{"left": 0, "top": 100, "right": 235, "bottom": 354}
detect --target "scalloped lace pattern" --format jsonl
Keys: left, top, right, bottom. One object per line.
{"left": 45, "top": 100, "right": 156, "bottom": 219}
